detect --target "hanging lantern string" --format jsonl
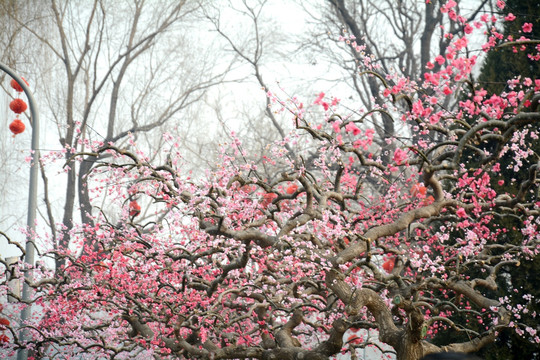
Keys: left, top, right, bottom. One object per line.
{"left": 7, "top": 77, "right": 30, "bottom": 136}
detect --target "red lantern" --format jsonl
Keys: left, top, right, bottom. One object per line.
{"left": 10, "top": 77, "right": 29, "bottom": 92}
{"left": 382, "top": 256, "right": 396, "bottom": 273}
{"left": 129, "top": 200, "right": 141, "bottom": 217}
{"left": 9, "top": 98, "right": 28, "bottom": 114}
{"left": 286, "top": 183, "right": 298, "bottom": 194}
{"left": 9, "top": 119, "right": 25, "bottom": 135}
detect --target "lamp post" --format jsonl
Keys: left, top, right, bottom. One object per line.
{"left": 0, "top": 62, "right": 40, "bottom": 360}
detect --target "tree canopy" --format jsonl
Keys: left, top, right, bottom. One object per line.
{"left": 1, "top": 1, "right": 539, "bottom": 360}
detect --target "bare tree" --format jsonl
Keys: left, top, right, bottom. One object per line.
{"left": 2, "top": 0, "right": 231, "bottom": 268}
{"left": 0, "top": 0, "right": 51, "bottom": 251}
{"left": 203, "top": 0, "right": 343, "bottom": 181}
{"left": 300, "top": 0, "right": 494, "bottom": 150}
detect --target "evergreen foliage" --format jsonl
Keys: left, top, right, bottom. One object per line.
{"left": 476, "top": 1, "right": 540, "bottom": 358}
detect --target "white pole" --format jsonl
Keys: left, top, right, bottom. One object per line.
{"left": 0, "top": 62, "right": 40, "bottom": 360}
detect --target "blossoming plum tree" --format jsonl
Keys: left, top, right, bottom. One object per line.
{"left": 1, "top": 1, "right": 539, "bottom": 360}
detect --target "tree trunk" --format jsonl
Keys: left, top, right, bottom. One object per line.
{"left": 396, "top": 333, "right": 424, "bottom": 360}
